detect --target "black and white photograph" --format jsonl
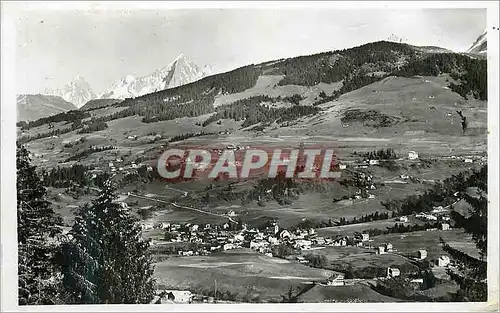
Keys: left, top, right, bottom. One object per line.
{"left": 1, "top": 1, "right": 498, "bottom": 311}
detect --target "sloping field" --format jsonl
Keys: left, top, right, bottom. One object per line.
{"left": 301, "top": 284, "right": 402, "bottom": 303}
{"left": 213, "top": 75, "right": 342, "bottom": 107}
{"left": 369, "top": 229, "right": 478, "bottom": 260}
{"left": 262, "top": 75, "right": 487, "bottom": 156}
{"left": 153, "top": 249, "right": 333, "bottom": 301}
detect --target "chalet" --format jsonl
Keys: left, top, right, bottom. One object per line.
{"left": 141, "top": 223, "right": 154, "bottom": 230}
{"left": 249, "top": 241, "right": 267, "bottom": 250}
{"left": 268, "top": 236, "right": 279, "bottom": 245}
{"left": 385, "top": 243, "right": 393, "bottom": 252}
{"left": 155, "top": 222, "right": 170, "bottom": 229}
{"left": 369, "top": 160, "right": 380, "bottom": 165}
{"left": 157, "top": 290, "right": 193, "bottom": 304}
{"left": 438, "top": 255, "right": 451, "bottom": 267}
{"left": 408, "top": 151, "right": 419, "bottom": 160}
{"left": 418, "top": 249, "right": 428, "bottom": 260}
{"left": 234, "top": 233, "right": 245, "bottom": 242}
{"left": 279, "top": 229, "right": 292, "bottom": 240}
{"left": 314, "top": 237, "right": 326, "bottom": 245}
{"left": 223, "top": 243, "right": 235, "bottom": 251}
{"left": 296, "top": 256, "right": 309, "bottom": 264}
{"left": 223, "top": 223, "right": 230, "bottom": 230}
{"left": 415, "top": 213, "right": 427, "bottom": 219}
{"left": 210, "top": 245, "right": 221, "bottom": 251}
{"left": 361, "top": 233, "right": 370, "bottom": 242}
{"left": 339, "top": 164, "right": 347, "bottom": 170}
{"left": 399, "top": 216, "right": 409, "bottom": 223}
{"left": 441, "top": 223, "right": 450, "bottom": 231}
{"left": 326, "top": 273, "right": 345, "bottom": 286}
{"left": 190, "top": 224, "right": 199, "bottom": 232}
{"left": 255, "top": 232, "right": 265, "bottom": 240}
{"left": 377, "top": 246, "right": 386, "bottom": 254}
{"left": 400, "top": 174, "right": 410, "bottom": 180}
{"left": 265, "top": 252, "right": 273, "bottom": 257}
{"left": 387, "top": 267, "right": 401, "bottom": 278}
{"left": 464, "top": 158, "right": 473, "bottom": 163}
{"left": 426, "top": 214, "right": 438, "bottom": 221}
{"left": 295, "top": 239, "right": 312, "bottom": 250}
{"left": 432, "top": 206, "right": 446, "bottom": 213}
{"left": 368, "top": 194, "right": 376, "bottom": 199}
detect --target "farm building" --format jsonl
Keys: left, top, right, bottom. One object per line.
{"left": 326, "top": 273, "right": 345, "bottom": 286}
{"left": 279, "top": 229, "right": 292, "bottom": 240}
{"left": 385, "top": 243, "right": 393, "bottom": 252}
{"left": 408, "top": 151, "right": 419, "bottom": 160}
{"left": 156, "top": 290, "right": 193, "bottom": 304}
{"left": 399, "top": 216, "right": 409, "bottom": 222}
{"left": 361, "top": 233, "right": 370, "bottom": 241}
{"left": 438, "top": 255, "right": 451, "bottom": 267}
{"left": 377, "top": 246, "right": 386, "bottom": 254}
{"left": 418, "top": 249, "right": 428, "bottom": 260}
{"left": 387, "top": 267, "right": 401, "bottom": 278}
{"left": 295, "top": 239, "right": 312, "bottom": 249}
{"left": 441, "top": 223, "right": 450, "bottom": 231}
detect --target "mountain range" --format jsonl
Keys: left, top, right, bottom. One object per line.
{"left": 99, "top": 54, "right": 209, "bottom": 100}
{"left": 16, "top": 94, "right": 78, "bottom": 122}
{"left": 41, "top": 54, "right": 211, "bottom": 109}
{"left": 467, "top": 30, "right": 487, "bottom": 54}
{"left": 44, "top": 75, "right": 97, "bottom": 108}
{"left": 17, "top": 33, "right": 487, "bottom": 122}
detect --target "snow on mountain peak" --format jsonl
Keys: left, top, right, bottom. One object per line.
{"left": 124, "top": 75, "right": 136, "bottom": 84}
{"left": 467, "top": 30, "right": 487, "bottom": 54}
{"left": 100, "top": 54, "right": 211, "bottom": 99}
{"left": 44, "top": 75, "right": 96, "bottom": 108}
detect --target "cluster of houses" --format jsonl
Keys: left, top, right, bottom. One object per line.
{"left": 338, "top": 150, "right": 421, "bottom": 170}
{"left": 145, "top": 220, "right": 379, "bottom": 260}
{"left": 440, "top": 154, "right": 486, "bottom": 165}
{"left": 152, "top": 290, "right": 193, "bottom": 304}
{"left": 106, "top": 158, "right": 153, "bottom": 174}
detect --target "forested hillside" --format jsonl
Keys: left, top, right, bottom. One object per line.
{"left": 19, "top": 41, "right": 487, "bottom": 133}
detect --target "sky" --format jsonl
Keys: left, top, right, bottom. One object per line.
{"left": 13, "top": 8, "right": 486, "bottom": 94}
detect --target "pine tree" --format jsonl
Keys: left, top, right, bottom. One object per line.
{"left": 59, "top": 180, "right": 156, "bottom": 304}
{"left": 440, "top": 165, "right": 487, "bottom": 302}
{"left": 17, "top": 145, "right": 63, "bottom": 305}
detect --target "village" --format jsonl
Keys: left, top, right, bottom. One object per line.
{"left": 146, "top": 213, "right": 456, "bottom": 304}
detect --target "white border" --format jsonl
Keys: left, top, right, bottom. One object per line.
{"left": 1, "top": 1, "right": 499, "bottom": 312}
